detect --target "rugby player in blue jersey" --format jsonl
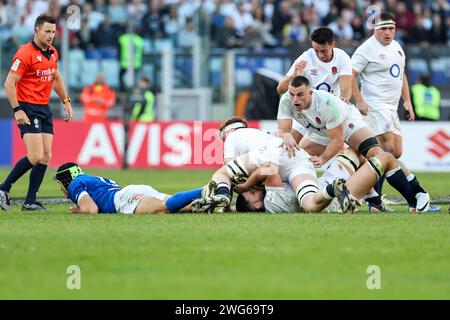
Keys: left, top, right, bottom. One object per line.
{"left": 55, "top": 162, "right": 216, "bottom": 214}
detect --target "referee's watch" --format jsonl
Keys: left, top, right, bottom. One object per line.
{"left": 13, "top": 106, "right": 23, "bottom": 113}
{"left": 63, "top": 97, "right": 71, "bottom": 103}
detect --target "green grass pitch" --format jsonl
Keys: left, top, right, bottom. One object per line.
{"left": 0, "top": 168, "right": 449, "bottom": 299}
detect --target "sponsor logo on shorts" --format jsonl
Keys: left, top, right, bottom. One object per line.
{"left": 349, "top": 123, "right": 354, "bottom": 129}
{"left": 132, "top": 194, "right": 145, "bottom": 201}
{"left": 315, "top": 117, "right": 321, "bottom": 124}
{"left": 34, "top": 118, "right": 39, "bottom": 129}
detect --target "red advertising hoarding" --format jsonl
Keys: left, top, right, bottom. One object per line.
{"left": 12, "top": 120, "right": 257, "bottom": 168}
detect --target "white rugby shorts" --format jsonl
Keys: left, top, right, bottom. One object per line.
{"left": 366, "top": 105, "right": 402, "bottom": 136}
{"left": 113, "top": 185, "right": 168, "bottom": 214}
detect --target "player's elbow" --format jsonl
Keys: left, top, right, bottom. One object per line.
{"left": 276, "top": 83, "right": 286, "bottom": 94}
{"left": 80, "top": 205, "right": 98, "bottom": 214}
{"left": 4, "top": 78, "right": 14, "bottom": 91}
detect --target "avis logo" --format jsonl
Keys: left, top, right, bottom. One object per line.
{"left": 428, "top": 130, "right": 450, "bottom": 159}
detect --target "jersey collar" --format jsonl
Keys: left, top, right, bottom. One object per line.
{"left": 31, "top": 40, "right": 54, "bottom": 60}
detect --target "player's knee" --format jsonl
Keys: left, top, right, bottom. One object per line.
{"left": 392, "top": 148, "right": 402, "bottom": 159}
{"left": 295, "top": 180, "right": 319, "bottom": 211}
{"left": 225, "top": 158, "right": 249, "bottom": 181}
{"left": 27, "top": 152, "right": 43, "bottom": 165}
{"left": 41, "top": 152, "right": 52, "bottom": 165}
{"left": 367, "top": 154, "right": 392, "bottom": 179}
{"left": 358, "top": 137, "right": 380, "bottom": 158}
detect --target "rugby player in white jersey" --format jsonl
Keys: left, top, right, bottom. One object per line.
{"left": 275, "top": 27, "right": 356, "bottom": 159}
{"left": 277, "top": 76, "right": 433, "bottom": 212}
{"left": 277, "top": 26, "right": 353, "bottom": 101}
{"left": 218, "top": 116, "right": 357, "bottom": 213}
{"left": 351, "top": 12, "right": 440, "bottom": 212}
{"left": 191, "top": 133, "right": 357, "bottom": 214}
{"left": 214, "top": 117, "right": 359, "bottom": 213}
{"left": 234, "top": 148, "right": 409, "bottom": 214}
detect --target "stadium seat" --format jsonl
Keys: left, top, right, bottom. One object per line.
{"left": 407, "top": 58, "right": 429, "bottom": 83}
{"left": 430, "top": 58, "right": 450, "bottom": 85}
{"left": 100, "top": 59, "right": 120, "bottom": 88}
{"left": 81, "top": 60, "right": 100, "bottom": 87}
{"left": 68, "top": 49, "right": 86, "bottom": 89}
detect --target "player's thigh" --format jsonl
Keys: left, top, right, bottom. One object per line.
{"left": 290, "top": 173, "right": 318, "bottom": 194}
{"left": 134, "top": 197, "right": 166, "bottom": 214}
{"left": 23, "top": 133, "right": 44, "bottom": 163}
{"left": 346, "top": 126, "right": 374, "bottom": 152}
{"left": 376, "top": 132, "right": 396, "bottom": 153}
{"left": 346, "top": 165, "right": 378, "bottom": 200}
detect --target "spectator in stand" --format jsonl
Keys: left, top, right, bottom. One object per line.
{"left": 430, "top": 14, "right": 448, "bottom": 44}
{"left": 142, "top": 0, "right": 164, "bottom": 45}
{"left": 162, "top": 4, "right": 180, "bottom": 46}
{"left": 271, "top": 1, "right": 291, "bottom": 44}
{"left": 282, "top": 13, "right": 308, "bottom": 46}
{"left": 80, "top": 74, "right": 116, "bottom": 122}
{"left": 322, "top": 3, "right": 339, "bottom": 26}
{"left": 107, "top": 0, "right": 128, "bottom": 33}
{"left": 351, "top": 15, "right": 365, "bottom": 43}
{"left": 247, "top": 4, "right": 277, "bottom": 48}
{"left": 408, "top": 13, "right": 430, "bottom": 46}
{"left": 232, "top": 2, "right": 254, "bottom": 38}
{"left": 218, "top": 16, "right": 243, "bottom": 48}
{"left": 92, "top": 14, "right": 118, "bottom": 49}
{"left": 177, "top": 17, "right": 196, "bottom": 49}
{"left": 394, "top": 1, "right": 415, "bottom": 43}
{"left": 82, "top": 2, "right": 105, "bottom": 31}
{"left": 94, "top": 0, "right": 108, "bottom": 14}
{"left": 328, "top": 16, "right": 353, "bottom": 46}
{"left": 75, "top": 17, "right": 94, "bottom": 50}
{"left": 127, "top": 0, "right": 147, "bottom": 30}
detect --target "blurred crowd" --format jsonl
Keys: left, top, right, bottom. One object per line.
{"left": 0, "top": 0, "right": 449, "bottom": 53}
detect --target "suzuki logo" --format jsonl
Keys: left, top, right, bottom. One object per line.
{"left": 428, "top": 130, "right": 450, "bottom": 159}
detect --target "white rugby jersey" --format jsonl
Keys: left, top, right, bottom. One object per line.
{"left": 286, "top": 48, "right": 352, "bottom": 97}
{"left": 352, "top": 35, "right": 406, "bottom": 109}
{"left": 277, "top": 90, "right": 348, "bottom": 138}
{"left": 223, "top": 128, "right": 273, "bottom": 161}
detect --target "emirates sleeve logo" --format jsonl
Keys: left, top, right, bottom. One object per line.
{"left": 428, "top": 130, "right": 450, "bottom": 159}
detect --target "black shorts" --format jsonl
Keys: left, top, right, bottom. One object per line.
{"left": 17, "top": 102, "right": 54, "bottom": 138}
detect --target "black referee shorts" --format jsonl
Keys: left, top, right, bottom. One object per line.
{"left": 17, "top": 102, "right": 54, "bottom": 138}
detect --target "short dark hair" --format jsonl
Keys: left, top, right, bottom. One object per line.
{"left": 290, "top": 76, "right": 310, "bottom": 88}
{"left": 55, "top": 162, "right": 84, "bottom": 190}
{"left": 311, "top": 27, "right": 334, "bottom": 45}
{"left": 379, "top": 13, "right": 395, "bottom": 22}
{"left": 235, "top": 192, "right": 265, "bottom": 213}
{"left": 35, "top": 14, "right": 57, "bottom": 29}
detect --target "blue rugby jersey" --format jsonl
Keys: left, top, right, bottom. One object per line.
{"left": 67, "top": 174, "right": 122, "bottom": 213}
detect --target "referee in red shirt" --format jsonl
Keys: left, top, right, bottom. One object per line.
{"left": 0, "top": 14, "right": 73, "bottom": 211}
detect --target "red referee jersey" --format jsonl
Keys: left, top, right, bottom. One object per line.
{"left": 10, "top": 41, "right": 59, "bottom": 105}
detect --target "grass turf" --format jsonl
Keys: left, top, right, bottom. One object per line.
{"left": 0, "top": 168, "right": 449, "bottom": 299}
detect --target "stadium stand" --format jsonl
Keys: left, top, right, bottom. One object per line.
{"left": 0, "top": 0, "right": 449, "bottom": 120}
